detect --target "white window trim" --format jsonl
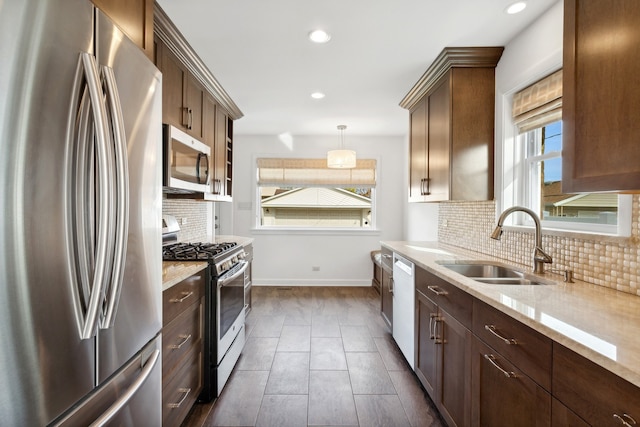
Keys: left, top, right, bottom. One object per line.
{"left": 252, "top": 154, "right": 380, "bottom": 233}
{"left": 498, "top": 94, "right": 632, "bottom": 238}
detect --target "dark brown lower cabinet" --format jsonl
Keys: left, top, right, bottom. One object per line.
{"left": 415, "top": 289, "right": 471, "bottom": 427}
{"left": 551, "top": 398, "right": 589, "bottom": 427}
{"left": 471, "top": 337, "right": 551, "bottom": 427}
{"left": 380, "top": 249, "right": 393, "bottom": 329}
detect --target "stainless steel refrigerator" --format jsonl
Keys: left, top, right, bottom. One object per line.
{"left": 0, "top": 0, "right": 163, "bottom": 425}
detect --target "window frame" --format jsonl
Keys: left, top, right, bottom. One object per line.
{"left": 500, "top": 101, "right": 632, "bottom": 237}
{"left": 252, "top": 156, "right": 379, "bottom": 233}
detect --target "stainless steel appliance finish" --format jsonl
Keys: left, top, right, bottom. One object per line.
{"left": 0, "top": 1, "right": 162, "bottom": 425}
{"left": 163, "top": 124, "right": 211, "bottom": 193}
{"left": 162, "top": 241, "right": 247, "bottom": 402}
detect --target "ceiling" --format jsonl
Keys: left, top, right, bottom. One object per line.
{"left": 157, "top": 0, "right": 558, "bottom": 136}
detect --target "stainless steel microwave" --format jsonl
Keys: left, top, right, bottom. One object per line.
{"left": 163, "top": 124, "right": 210, "bottom": 193}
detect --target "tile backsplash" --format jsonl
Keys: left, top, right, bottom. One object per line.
{"left": 162, "top": 198, "right": 209, "bottom": 242}
{"left": 438, "top": 197, "right": 640, "bottom": 296}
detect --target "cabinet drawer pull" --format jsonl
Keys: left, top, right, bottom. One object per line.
{"left": 170, "top": 334, "right": 192, "bottom": 350}
{"left": 484, "top": 354, "right": 516, "bottom": 378}
{"left": 429, "top": 313, "right": 437, "bottom": 339}
{"left": 614, "top": 413, "right": 637, "bottom": 426}
{"left": 170, "top": 291, "right": 194, "bottom": 303}
{"left": 485, "top": 324, "right": 517, "bottom": 345}
{"left": 427, "top": 285, "right": 447, "bottom": 296}
{"left": 168, "top": 387, "right": 191, "bottom": 409}
{"left": 388, "top": 277, "right": 394, "bottom": 294}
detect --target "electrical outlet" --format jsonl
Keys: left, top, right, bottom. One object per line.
{"left": 312, "top": 266, "right": 320, "bottom": 272}
{"left": 181, "top": 217, "right": 188, "bottom": 225}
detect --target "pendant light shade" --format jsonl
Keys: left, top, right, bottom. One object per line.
{"left": 327, "top": 125, "right": 356, "bottom": 169}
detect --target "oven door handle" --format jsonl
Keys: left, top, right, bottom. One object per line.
{"left": 218, "top": 261, "right": 248, "bottom": 287}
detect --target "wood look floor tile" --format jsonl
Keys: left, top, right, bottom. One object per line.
{"left": 308, "top": 370, "right": 358, "bottom": 426}
{"left": 310, "top": 337, "right": 347, "bottom": 370}
{"left": 345, "top": 352, "right": 396, "bottom": 395}
{"left": 236, "top": 337, "right": 279, "bottom": 371}
{"left": 354, "top": 394, "right": 412, "bottom": 427}
{"left": 248, "top": 315, "right": 285, "bottom": 338}
{"left": 204, "top": 370, "right": 269, "bottom": 426}
{"left": 277, "top": 325, "right": 311, "bottom": 352}
{"left": 255, "top": 395, "right": 308, "bottom": 427}
{"left": 374, "top": 335, "right": 410, "bottom": 371}
{"left": 388, "top": 370, "right": 444, "bottom": 427}
{"left": 340, "top": 325, "right": 377, "bottom": 352}
{"left": 311, "top": 314, "right": 342, "bottom": 337}
{"left": 265, "top": 352, "right": 310, "bottom": 395}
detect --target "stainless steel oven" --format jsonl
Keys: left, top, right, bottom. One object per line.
{"left": 162, "top": 124, "right": 210, "bottom": 193}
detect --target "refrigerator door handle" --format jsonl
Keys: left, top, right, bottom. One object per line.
{"left": 99, "top": 65, "right": 129, "bottom": 329}
{"left": 69, "top": 52, "right": 114, "bottom": 340}
{"left": 88, "top": 349, "right": 160, "bottom": 427}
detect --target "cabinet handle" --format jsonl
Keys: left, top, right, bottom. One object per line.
{"left": 170, "top": 334, "right": 192, "bottom": 350}
{"left": 181, "top": 107, "right": 189, "bottom": 129}
{"left": 484, "top": 324, "right": 518, "bottom": 345}
{"left": 188, "top": 108, "right": 193, "bottom": 129}
{"left": 614, "top": 414, "right": 637, "bottom": 426}
{"left": 424, "top": 177, "right": 430, "bottom": 195}
{"left": 168, "top": 387, "right": 191, "bottom": 409}
{"left": 388, "top": 277, "right": 394, "bottom": 295}
{"left": 427, "top": 285, "right": 448, "bottom": 296}
{"left": 429, "top": 313, "right": 437, "bottom": 339}
{"left": 484, "top": 354, "right": 516, "bottom": 378}
{"left": 170, "top": 291, "right": 194, "bottom": 303}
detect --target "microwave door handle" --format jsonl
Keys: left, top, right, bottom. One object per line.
{"left": 218, "top": 261, "right": 248, "bottom": 287}
{"left": 99, "top": 65, "right": 129, "bottom": 329}
{"left": 196, "top": 152, "right": 209, "bottom": 185}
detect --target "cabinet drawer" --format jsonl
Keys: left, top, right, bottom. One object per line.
{"left": 473, "top": 300, "right": 552, "bottom": 390}
{"left": 416, "top": 268, "right": 472, "bottom": 329}
{"left": 162, "top": 347, "right": 203, "bottom": 427}
{"left": 163, "top": 269, "right": 206, "bottom": 325}
{"left": 553, "top": 343, "right": 640, "bottom": 426}
{"left": 163, "top": 296, "right": 203, "bottom": 379}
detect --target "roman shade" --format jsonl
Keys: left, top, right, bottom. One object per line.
{"left": 512, "top": 69, "right": 562, "bottom": 133}
{"left": 257, "top": 158, "right": 377, "bottom": 188}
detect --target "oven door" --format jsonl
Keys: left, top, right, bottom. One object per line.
{"left": 216, "top": 260, "right": 248, "bottom": 362}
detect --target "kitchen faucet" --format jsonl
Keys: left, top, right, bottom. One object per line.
{"left": 490, "top": 206, "right": 552, "bottom": 274}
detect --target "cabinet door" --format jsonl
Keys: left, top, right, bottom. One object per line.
{"left": 91, "top": 0, "right": 153, "bottom": 60}
{"left": 213, "top": 107, "right": 228, "bottom": 196}
{"left": 425, "top": 76, "right": 451, "bottom": 201}
{"left": 471, "top": 337, "right": 551, "bottom": 427}
{"left": 184, "top": 74, "right": 204, "bottom": 139}
{"left": 415, "top": 289, "right": 438, "bottom": 397}
{"left": 203, "top": 93, "right": 217, "bottom": 192}
{"left": 438, "top": 307, "right": 471, "bottom": 427}
{"left": 380, "top": 267, "right": 393, "bottom": 330}
{"left": 409, "top": 98, "right": 428, "bottom": 202}
{"left": 551, "top": 398, "right": 589, "bottom": 427}
{"left": 563, "top": 0, "right": 640, "bottom": 192}
{"left": 159, "top": 44, "right": 187, "bottom": 130}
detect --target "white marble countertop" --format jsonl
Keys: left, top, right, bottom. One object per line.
{"left": 381, "top": 240, "right": 640, "bottom": 389}
{"left": 215, "top": 235, "right": 253, "bottom": 247}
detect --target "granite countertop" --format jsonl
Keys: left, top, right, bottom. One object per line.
{"left": 381, "top": 240, "right": 640, "bottom": 389}
{"left": 162, "top": 261, "right": 208, "bottom": 291}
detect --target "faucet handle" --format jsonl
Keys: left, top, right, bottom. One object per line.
{"left": 533, "top": 247, "right": 553, "bottom": 264}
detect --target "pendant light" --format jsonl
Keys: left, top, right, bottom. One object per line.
{"left": 327, "top": 125, "right": 356, "bottom": 169}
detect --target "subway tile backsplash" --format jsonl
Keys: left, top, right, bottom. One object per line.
{"left": 438, "top": 197, "right": 640, "bottom": 296}
{"left": 163, "top": 199, "right": 209, "bottom": 243}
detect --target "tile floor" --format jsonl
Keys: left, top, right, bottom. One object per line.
{"left": 183, "top": 286, "right": 444, "bottom": 427}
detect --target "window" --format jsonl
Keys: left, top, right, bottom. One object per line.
{"left": 504, "top": 70, "right": 630, "bottom": 235}
{"left": 256, "top": 158, "right": 376, "bottom": 229}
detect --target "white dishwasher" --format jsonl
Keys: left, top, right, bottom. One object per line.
{"left": 392, "top": 253, "right": 415, "bottom": 369}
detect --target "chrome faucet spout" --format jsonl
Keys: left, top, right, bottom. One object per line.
{"left": 491, "top": 206, "right": 552, "bottom": 274}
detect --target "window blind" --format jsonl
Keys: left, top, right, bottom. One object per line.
{"left": 512, "top": 69, "right": 562, "bottom": 133}
{"left": 257, "top": 158, "right": 377, "bottom": 188}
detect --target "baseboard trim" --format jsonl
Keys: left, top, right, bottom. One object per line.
{"left": 253, "top": 279, "right": 371, "bottom": 287}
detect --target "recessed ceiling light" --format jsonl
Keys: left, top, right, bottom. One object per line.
{"left": 505, "top": 1, "right": 527, "bottom": 14}
{"left": 308, "top": 30, "right": 331, "bottom": 43}
{"left": 311, "top": 92, "right": 325, "bottom": 99}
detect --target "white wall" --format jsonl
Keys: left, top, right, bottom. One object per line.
{"left": 231, "top": 133, "right": 405, "bottom": 286}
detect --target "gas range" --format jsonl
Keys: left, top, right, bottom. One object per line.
{"left": 162, "top": 241, "right": 246, "bottom": 276}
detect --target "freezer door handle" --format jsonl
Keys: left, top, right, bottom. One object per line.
{"left": 88, "top": 349, "right": 160, "bottom": 427}
{"left": 99, "top": 65, "right": 130, "bottom": 330}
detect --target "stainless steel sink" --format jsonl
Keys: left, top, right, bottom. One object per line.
{"left": 438, "top": 262, "right": 552, "bottom": 286}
